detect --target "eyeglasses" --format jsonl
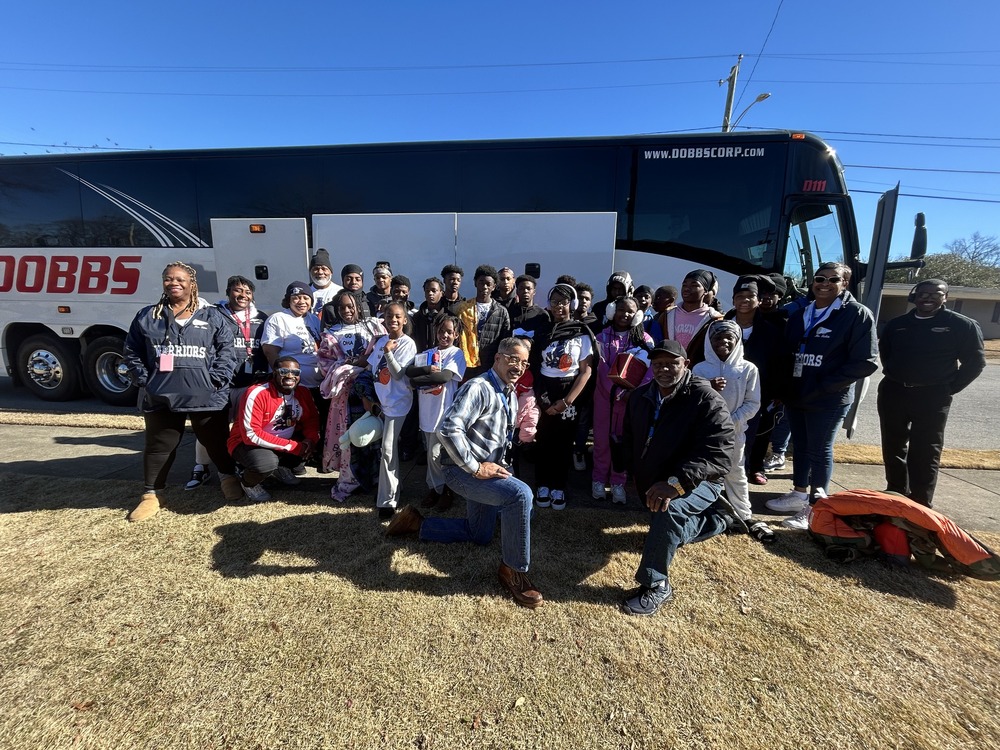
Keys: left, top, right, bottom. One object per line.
{"left": 549, "top": 298, "right": 571, "bottom": 308}
{"left": 501, "top": 355, "right": 529, "bottom": 370}
{"left": 276, "top": 368, "right": 302, "bottom": 377}
{"left": 813, "top": 275, "right": 842, "bottom": 285}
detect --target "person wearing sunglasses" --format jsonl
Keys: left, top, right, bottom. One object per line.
{"left": 386, "top": 337, "right": 543, "bottom": 609}
{"left": 228, "top": 357, "right": 321, "bottom": 502}
{"left": 765, "top": 262, "right": 878, "bottom": 529}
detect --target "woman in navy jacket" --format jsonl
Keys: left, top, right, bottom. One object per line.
{"left": 765, "top": 262, "right": 878, "bottom": 529}
{"left": 123, "top": 262, "right": 244, "bottom": 522}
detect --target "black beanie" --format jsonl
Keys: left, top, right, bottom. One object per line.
{"left": 341, "top": 264, "right": 363, "bottom": 279}
{"left": 310, "top": 248, "right": 332, "bottom": 269}
{"left": 684, "top": 269, "right": 716, "bottom": 292}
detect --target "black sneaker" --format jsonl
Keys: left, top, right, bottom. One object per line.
{"left": 185, "top": 465, "right": 211, "bottom": 491}
{"left": 621, "top": 582, "right": 674, "bottom": 616}
{"left": 377, "top": 507, "right": 396, "bottom": 520}
{"left": 291, "top": 462, "right": 307, "bottom": 477}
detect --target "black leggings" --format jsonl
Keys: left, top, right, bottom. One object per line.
{"left": 143, "top": 409, "right": 236, "bottom": 491}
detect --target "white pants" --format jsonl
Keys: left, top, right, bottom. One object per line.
{"left": 377, "top": 414, "right": 405, "bottom": 509}
{"left": 723, "top": 430, "right": 751, "bottom": 521}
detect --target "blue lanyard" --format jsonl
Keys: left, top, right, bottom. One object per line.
{"left": 642, "top": 393, "right": 666, "bottom": 459}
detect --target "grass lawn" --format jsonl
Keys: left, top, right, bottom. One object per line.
{"left": 2, "top": 472, "right": 998, "bottom": 750}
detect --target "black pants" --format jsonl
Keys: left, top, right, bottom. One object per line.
{"left": 143, "top": 409, "right": 236, "bottom": 491}
{"left": 231, "top": 442, "right": 301, "bottom": 486}
{"left": 534, "top": 375, "right": 577, "bottom": 492}
{"left": 877, "top": 379, "right": 952, "bottom": 507}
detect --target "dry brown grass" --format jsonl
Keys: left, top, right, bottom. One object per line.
{"left": 834, "top": 443, "right": 1000, "bottom": 470}
{"left": 984, "top": 338, "right": 1000, "bottom": 360}
{"left": 2, "top": 472, "right": 999, "bottom": 750}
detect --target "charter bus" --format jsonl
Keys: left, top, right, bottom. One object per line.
{"left": 0, "top": 131, "right": 873, "bottom": 405}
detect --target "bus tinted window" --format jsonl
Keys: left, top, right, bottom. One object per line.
{"left": 458, "top": 146, "right": 617, "bottom": 212}
{"left": 630, "top": 144, "right": 786, "bottom": 271}
{"left": 0, "top": 164, "right": 83, "bottom": 247}
{"left": 79, "top": 159, "right": 200, "bottom": 248}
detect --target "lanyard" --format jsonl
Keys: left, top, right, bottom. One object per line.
{"left": 799, "top": 302, "right": 834, "bottom": 354}
{"left": 642, "top": 391, "right": 670, "bottom": 459}
{"left": 235, "top": 309, "right": 253, "bottom": 357}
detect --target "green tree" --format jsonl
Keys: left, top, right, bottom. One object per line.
{"left": 885, "top": 232, "right": 1000, "bottom": 288}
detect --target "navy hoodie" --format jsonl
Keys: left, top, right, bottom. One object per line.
{"left": 125, "top": 302, "right": 237, "bottom": 412}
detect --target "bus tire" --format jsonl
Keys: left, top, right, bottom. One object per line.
{"left": 17, "top": 334, "right": 83, "bottom": 402}
{"left": 83, "top": 335, "right": 138, "bottom": 407}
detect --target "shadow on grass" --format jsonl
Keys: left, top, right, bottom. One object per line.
{"left": 763, "top": 527, "right": 960, "bottom": 608}
{"left": 210, "top": 504, "right": 651, "bottom": 606}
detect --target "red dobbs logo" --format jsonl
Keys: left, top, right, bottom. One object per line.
{"left": 0, "top": 255, "right": 141, "bottom": 295}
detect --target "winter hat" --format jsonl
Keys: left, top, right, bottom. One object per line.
{"left": 766, "top": 273, "right": 787, "bottom": 296}
{"left": 341, "top": 264, "right": 364, "bottom": 280}
{"left": 708, "top": 319, "right": 742, "bottom": 340}
{"left": 284, "top": 281, "right": 314, "bottom": 302}
{"left": 733, "top": 275, "right": 761, "bottom": 298}
{"left": 310, "top": 248, "right": 332, "bottom": 270}
{"left": 606, "top": 270, "right": 634, "bottom": 297}
{"left": 684, "top": 269, "right": 717, "bottom": 292}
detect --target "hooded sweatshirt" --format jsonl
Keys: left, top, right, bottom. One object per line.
{"left": 692, "top": 320, "right": 761, "bottom": 435}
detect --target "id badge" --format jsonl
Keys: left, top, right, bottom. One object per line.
{"left": 244, "top": 360, "right": 253, "bottom": 374}
{"left": 792, "top": 353, "right": 803, "bottom": 378}
{"left": 159, "top": 352, "right": 174, "bottom": 372}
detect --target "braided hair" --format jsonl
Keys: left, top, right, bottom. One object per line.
{"left": 153, "top": 261, "right": 200, "bottom": 320}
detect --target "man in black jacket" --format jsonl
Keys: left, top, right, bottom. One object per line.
{"left": 620, "top": 339, "right": 735, "bottom": 616}
{"left": 877, "top": 279, "right": 986, "bottom": 506}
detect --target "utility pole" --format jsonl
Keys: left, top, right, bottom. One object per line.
{"left": 720, "top": 54, "right": 742, "bottom": 132}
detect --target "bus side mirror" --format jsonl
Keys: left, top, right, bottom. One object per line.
{"left": 910, "top": 213, "right": 927, "bottom": 260}
{"left": 525, "top": 263, "right": 541, "bottom": 279}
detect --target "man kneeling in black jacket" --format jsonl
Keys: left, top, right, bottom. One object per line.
{"left": 620, "top": 339, "right": 736, "bottom": 616}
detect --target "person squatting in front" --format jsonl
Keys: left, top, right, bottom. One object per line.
{"left": 385, "top": 337, "right": 542, "bottom": 609}
{"left": 227, "top": 357, "right": 321, "bottom": 502}
{"left": 123, "top": 261, "right": 245, "bottom": 522}
{"left": 619, "top": 339, "right": 736, "bottom": 616}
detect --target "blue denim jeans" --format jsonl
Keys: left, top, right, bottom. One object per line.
{"left": 419, "top": 464, "right": 533, "bottom": 572}
{"left": 636, "top": 480, "right": 726, "bottom": 588}
{"left": 786, "top": 402, "right": 851, "bottom": 496}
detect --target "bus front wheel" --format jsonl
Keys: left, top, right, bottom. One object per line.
{"left": 83, "top": 336, "right": 138, "bottom": 407}
{"left": 17, "top": 334, "right": 83, "bottom": 402}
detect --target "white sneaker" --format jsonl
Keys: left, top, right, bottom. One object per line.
{"left": 591, "top": 481, "right": 607, "bottom": 500}
{"left": 763, "top": 453, "right": 786, "bottom": 472}
{"left": 550, "top": 490, "right": 566, "bottom": 510}
{"left": 536, "top": 487, "right": 551, "bottom": 508}
{"left": 611, "top": 484, "right": 627, "bottom": 505}
{"left": 573, "top": 452, "right": 587, "bottom": 471}
{"left": 781, "top": 504, "right": 812, "bottom": 530}
{"left": 765, "top": 490, "right": 808, "bottom": 513}
{"left": 272, "top": 466, "right": 301, "bottom": 486}
{"left": 242, "top": 483, "right": 272, "bottom": 502}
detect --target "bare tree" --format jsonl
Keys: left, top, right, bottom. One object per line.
{"left": 885, "top": 233, "right": 1000, "bottom": 288}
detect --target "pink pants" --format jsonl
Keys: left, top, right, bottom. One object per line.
{"left": 592, "top": 380, "right": 628, "bottom": 486}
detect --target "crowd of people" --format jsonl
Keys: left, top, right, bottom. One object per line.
{"left": 123, "top": 254, "right": 986, "bottom": 614}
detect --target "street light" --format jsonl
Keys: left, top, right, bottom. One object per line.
{"left": 730, "top": 93, "right": 771, "bottom": 130}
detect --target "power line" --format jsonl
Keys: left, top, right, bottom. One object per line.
{"left": 845, "top": 164, "right": 1000, "bottom": 175}
{"left": 733, "top": 0, "right": 785, "bottom": 112}
{"left": 852, "top": 189, "right": 1000, "bottom": 205}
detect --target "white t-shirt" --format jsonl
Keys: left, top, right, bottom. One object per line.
{"left": 261, "top": 310, "right": 322, "bottom": 388}
{"left": 311, "top": 282, "right": 343, "bottom": 316}
{"left": 539, "top": 334, "right": 593, "bottom": 379}
{"left": 268, "top": 393, "right": 305, "bottom": 440}
{"left": 416, "top": 345, "right": 468, "bottom": 432}
{"left": 329, "top": 320, "right": 379, "bottom": 361}
{"left": 369, "top": 334, "right": 417, "bottom": 417}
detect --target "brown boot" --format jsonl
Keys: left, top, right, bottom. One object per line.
{"left": 498, "top": 563, "right": 544, "bottom": 609}
{"left": 421, "top": 489, "right": 440, "bottom": 509}
{"left": 128, "top": 492, "right": 160, "bottom": 523}
{"left": 386, "top": 505, "right": 424, "bottom": 537}
{"left": 220, "top": 475, "right": 245, "bottom": 502}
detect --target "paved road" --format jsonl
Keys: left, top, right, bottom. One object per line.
{"left": 3, "top": 362, "right": 999, "bottom": 451}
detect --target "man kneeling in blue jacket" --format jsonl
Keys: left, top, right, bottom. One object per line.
{"left": 620, "top": 339, "right": 736, "bottom": 616}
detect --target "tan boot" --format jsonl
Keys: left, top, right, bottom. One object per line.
{"left": 128, "top": 492, "right": 160, "bottom": 523}
{"left": 220, "top": 475, "right": 245, "bottom": 502}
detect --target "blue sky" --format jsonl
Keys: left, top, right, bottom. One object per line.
{"left": 2, "top": 1, "right": 998, "bottom": 260}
